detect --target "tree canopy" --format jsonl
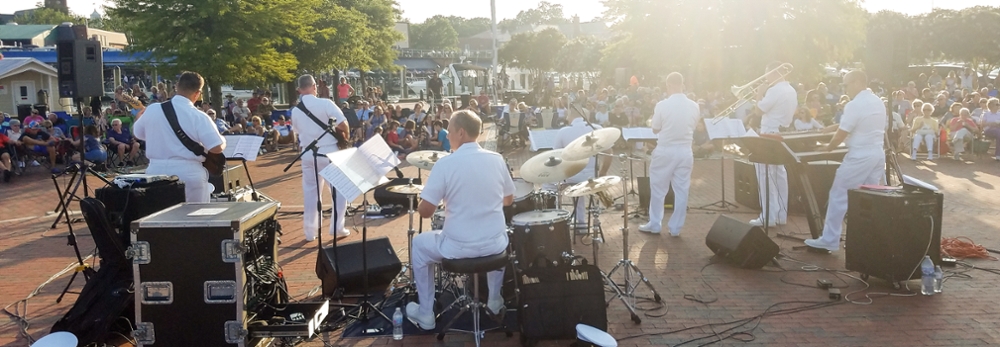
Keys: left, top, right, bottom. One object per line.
{"left": 499, "top": 28, "right": 567, "bottom": 75}
{"left": 498, "top": 1, "right": 568, "bottom": 32}
{"left": 410, "top": 16, "right": 459, "bottom": 50}
{"left": 13, "top": 7, "right": 80, "bottom": 25}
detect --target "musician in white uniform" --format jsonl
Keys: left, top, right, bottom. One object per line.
{"left": 805, "top": 70, "right": 886, "bottom": 252}
{"left": 639, "top": 72, "right": 700, "bottom": 236}
{"left": 407, "top": 110, "right": 515, "bottom": 330}
{"left": 134, "top": 71, "right": 225, "bottom": 203}
{"left": 290, "top": 74, "right": 351, "bottom": 241}
{"left": 751, "top": 61, "right": 798, "bottom": 226}
{"left": 553, "top": 106, "right": 611, "bottom": 231}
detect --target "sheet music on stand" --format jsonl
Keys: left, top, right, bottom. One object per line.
{"left": 529, "top": 129, "right": 560, "bottom": 151}
{"left": 703, "top": 118, "right": 747, "bottom": 140}
{"left": 223, "top": 135, "right": 266, "bottom": 161}
{"left": 622, "top": 127, "right": 656, "bottom": 142}
{"left": 319, "top": 136, "right": 401, "bottom": 202}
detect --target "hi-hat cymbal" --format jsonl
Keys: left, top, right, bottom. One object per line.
{"left": 561, "top": 128, "right": 622, "bottom": 161}
{"left": 519, "top": 149, "right": 588, "bottom": 184}
{"left": 406, "top": 151, "right": 450, "bottom": 170}
{"left": 386, "top": 184, "right": 424, "bottom": 195}
{"left": 563, "top": 176, "right": 622, "bottom": 198}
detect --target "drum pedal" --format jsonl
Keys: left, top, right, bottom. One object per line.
{"left": 366, "top": 204, "right": 383, "bottom": 216}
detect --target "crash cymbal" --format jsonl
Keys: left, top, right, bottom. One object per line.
{"left": 386, "top": 184, "right": 424, "bottom": 195}
{"left": 406, "top": 151, "right": 450, "bottom": 170}
{"left": 519, "top": 149, "right": 588, "bottom": 184}
{"left": 563, "top": 176, "right": 622, "bottom": 198}
{"left": 561, "top": 128, "right": 622, "bottom": 161}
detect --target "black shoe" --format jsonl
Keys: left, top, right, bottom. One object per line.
{"left": 3, "top": 170, "right": 10, "bottom": 183}
{"left": 126, "top": 161, "right": 135, "bottom": 167}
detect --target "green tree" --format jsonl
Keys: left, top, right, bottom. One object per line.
{"left": 498, "top": 1, "right": 568, "bottom": 32}
{"left": 13, "top": 7, "right": 81, "bottom": 25}
{"left": 499, "top": 28, "right": 566, "bottom": 80}
{"left": 863, "top": 10, "right": 915, "bottom": 84}
{"left": 556, "top": 36, "right": 605, "bottom": 73}
{"left": 602, "top": 0, "right": 866, "bottom": 89}
{"left": 915, "top": 6, "right": 1000, "bottom": 79}
{"left": 109, "top": 0, "right": 318, "bottom": 112}
{"left": 410, "top": 16, "right": 459, "bottom": 50}
{"left": 426, "top": 15, "right": 491, "bottom": 38}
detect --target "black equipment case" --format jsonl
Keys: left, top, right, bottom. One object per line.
{"left": 517, "top": 264, "right": 607, "bottom": 344}
{"left": 130, "top": 202, "right": 281, "bottom": 346}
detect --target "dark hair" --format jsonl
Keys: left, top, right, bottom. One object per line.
{"left": 176, "top": 71, "right": 204, "bottom": 95}
{"left": 84, "top": 125, "right": 99, "bottom": 136}
{"left": 432, "top": 120, "right": 442, "bottom": 128}
{"left": 441, "top": 119, "right": 449, "bottom": 129}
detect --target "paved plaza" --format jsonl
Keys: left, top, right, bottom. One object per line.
{"left": 2, "top": 124, "right": 1000, "bottom": 346}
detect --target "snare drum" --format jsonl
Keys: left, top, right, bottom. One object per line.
{"left": 510, "top": 209, "right": 572, "bottom": 269}
{"left": 504, "top": 179, "right": 557, "bottom": 224}
{"left": 431, "top": 205, "right": 446, "bottom": 230}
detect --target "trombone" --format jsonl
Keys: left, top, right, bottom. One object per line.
{"left": 711, "top": 63, "right": 794, "bottom": 124}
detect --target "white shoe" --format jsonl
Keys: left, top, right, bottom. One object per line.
{"left": 30, "top": 160, "right": 39, "bottom": 167}
{"left": 638, "top": 222, "right": 661, "bottom": 234}
{"left": 487, "top": 298, "right": 505, "bottom": 316}
{"left": 305, "top": 235, "right": 316, "bottom": 242}
{"left": 804, "top": 238, "right": 839, "bottom": 252}
{"left": 668, "top": 229, "right": 680, "bottom": 237}
{"left": 405, "top": 302, "right": 435, "bottom": 330}
{"left": 749, "top": 218, "right": 785, "bottom": 227}
{"left": 332, "top": 228, "right": 351, "bottom": 238}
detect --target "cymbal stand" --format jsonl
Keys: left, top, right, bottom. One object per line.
{"left": 604, "top": 154, "right": 662, "bottom": 324}
{"left": 387, "top": 181, "right": 419, "bottom": 295}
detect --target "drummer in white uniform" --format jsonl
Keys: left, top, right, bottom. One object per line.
{"left": 553, "top": 106, "right": 611, "bottom": 232}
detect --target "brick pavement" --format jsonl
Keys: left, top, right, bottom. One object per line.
{"left": 2, "top": 124, "right": 1000, "bottom": 346}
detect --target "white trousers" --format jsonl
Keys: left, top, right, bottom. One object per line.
{"left": 647, "top": 146, "right": 693, "bottom": 233}
{"left": 146, "top": 159, "right": 212, "bottom": 203}
{"left": 755, "top": 128, "right": 787, "bottom": 223}
{"left": 411, "top": 231, "right": 507, "bottom": 317}
{"left": 951, "top": 128, "right": 974, "bottom": 154}
{"left": 818, "top": 149, "right": 885, "bottom": 244}
{"left": 912, "top": 132, "right": 936, "bottom": 158}
{"left": 300, "top": 153, "right": 347, "bottom": 240}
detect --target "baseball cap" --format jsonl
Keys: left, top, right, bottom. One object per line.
{"left": 10, "top": 119, "right": 20, "bottom": 126}
{"left": 28, "top": 121, "right": 41, "bottom": 129}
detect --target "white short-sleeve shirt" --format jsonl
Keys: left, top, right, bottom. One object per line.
{"left": 290, "top": 94, "right": 347, "bottom": 155}
{"left": 134, "top": 95, "right": 226, "bottom": 162}
{"left": 757, "top": 81, "right": 798, "bottom": 132}
{"left": 651, "top": 93, "right": 700, "bottom": 148}
{"left": 420, "top": 142, "right": 515, "bottom": 247}
{"left": 839, "top": 89, "right": 886, "bottom": 150}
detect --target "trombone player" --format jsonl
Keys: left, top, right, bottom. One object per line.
{"left": 750, "top": 61, "right": 797, "bottom": 227}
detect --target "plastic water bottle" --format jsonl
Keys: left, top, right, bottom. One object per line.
{"left": 392, "top": 307, "right": 403, "bottom": 340}
{"left": 933, "top": 265, "right": 944, "bottom": 293}
{"left": 920, "top": 255, "right": 935, "bottom": 296}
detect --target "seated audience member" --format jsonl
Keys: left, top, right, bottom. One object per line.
{"left": 208, "top": 109, "right": 241, "bottom": 134}
{"left": 24, "top": 109, "right": 45, "bottom": 125}
{"left": 270, "top": 116, "right": 298, "bottom": 151}
{"left": 949, "top": 108, "right": 980, "bottom": 160}
{"left": 82, "top": 125, "right": 107, "bottom": 166}
{"left": 693, "top": 120, "right": 715, "bottom": 158}
{"left": 385, "top": 120, "right": 406, "bottom": 154}
{"left": 400, "top": 120, "right": 421, "bottom": 152}
{"left": 981, "top": 98, "right": 1000, "bottom": 160}
{"left": 106, "top": 118, "right": 140, "bottom": 166}
{"left": 367, "top": 106, "right": 387, "bottom": 140}
{"left": 793, "top": 107, "right": 825, "bottom": 131}
{"left": 47, "top": 112, "right": 68, "bottom": 134}
{"left": 248, "top": 116, "right": 267, "bottom": 137}
{"left": 911, "top": 103, "right": 940, "bottom": 160}
{"left": 0, "top": 132, "right": 12, "bottom": 181}
{"left": 428, "top": 120, "right": 451, "bottom": 152}
{"left": 19, "top": 121, "right": 60, "bottom": 172}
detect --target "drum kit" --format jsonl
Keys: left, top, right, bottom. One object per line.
{"left": 384, "top": 126, "right": 660, "bottom": 324}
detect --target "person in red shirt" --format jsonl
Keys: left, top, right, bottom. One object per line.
{"left": 246, "top": 92, "right": 262, "bottom": 115}
{"left": 385, "top": 120, "right": 404, "bottom": 154}
{"left": 337, "top": 77, "right": 354, "bottom": 102}
{"left": 0, "top": 133, "right": 12, "bottom": 182}
{"left": 948, "top": 107, "right": 980, "bottom": 160}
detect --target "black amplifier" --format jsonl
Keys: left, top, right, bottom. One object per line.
{"left": 209, "top": 162, "right": 250, "bottom": 195}
{"left": 845, "top": 188, "right": 943, "bottom": 285}
{"left": 96, "top": 179, "right": 186, "bottom": 234}
{"left": 130, "top": 202, "right": 282, "bottom": 346}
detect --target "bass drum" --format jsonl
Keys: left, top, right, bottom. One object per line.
{"left": 510, "top": 209, "right": 572, "bottom": 269}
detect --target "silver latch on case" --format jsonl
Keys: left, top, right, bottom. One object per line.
{"left": 225, "top": 320, "right": 247, "bottom": 343}
{"left": 140, "top": 282, "right": 173, "bottom": 305}
{"left": 204, "top": 280, "right": 237, "bottom": 304}
{"left": 133, "top": 322, "right": 155, "bottom": 344}
{"left": 127, "top": 241, "right": 151, "bottom": 264}
{"left": 221, "top": 239, "right": 244, "bottom": 263}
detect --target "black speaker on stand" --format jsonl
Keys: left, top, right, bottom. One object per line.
{"left": 56, "top": 24, "right": 104, "bottom": 99}
{"left": 637, "top": 176, "right": 674, "bottom": 211}
{"left": 705, "top": 215, "right": 779, "bottom": 269}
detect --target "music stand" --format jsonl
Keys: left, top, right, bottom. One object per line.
{"left": 696, "top": 119, "right": 743, "bottom": 211}
{"left": 738, "top": 136, "right": 797, "bottom": 236}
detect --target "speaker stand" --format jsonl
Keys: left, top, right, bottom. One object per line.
{"left": 696, "top": 138, "right": 739, "bottom": 211}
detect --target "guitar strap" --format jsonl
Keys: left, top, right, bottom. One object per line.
{"left": 162, "top": 101, "right": 209, "bottom": 158}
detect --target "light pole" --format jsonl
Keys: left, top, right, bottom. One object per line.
{"left": 491, "top": 0, "right": 499, "bottom": 100}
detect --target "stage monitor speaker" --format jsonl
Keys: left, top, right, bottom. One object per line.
{"left": 56, "top": 39, "right": 104, "bottom": 98}
{"left": 705, "top": 215, "right": 779, "bottom": 269}
{"left": 845, "top": 188, "right": 943, "bottom": 284}
{"left": 316, "top": 236, "right": 402, "bottom": 297}
{"left": 637, "top": 176, "right": 674, "bottom": 212}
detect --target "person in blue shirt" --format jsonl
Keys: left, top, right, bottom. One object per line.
{"left": 81, "top": 125, "right": 107, "bottom": 165}
{"left": 429, "top": 119, "right": 450, "bottom": 152}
